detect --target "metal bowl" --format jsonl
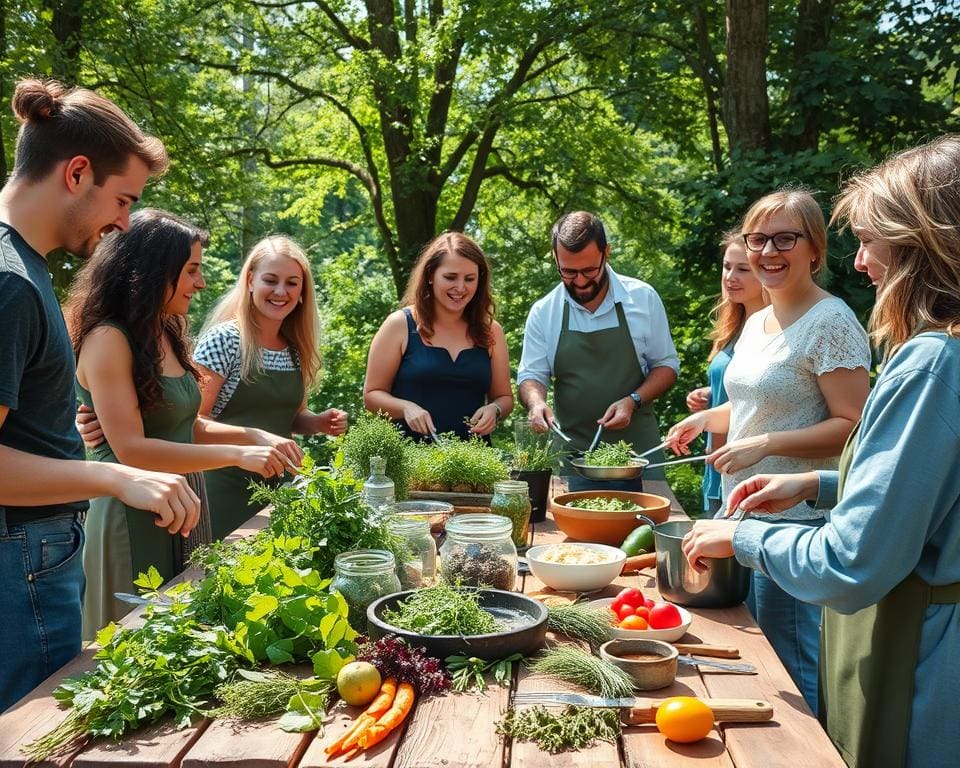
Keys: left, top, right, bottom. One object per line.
{"left": 570, "top": 457, "right": 648, "bottom": 480}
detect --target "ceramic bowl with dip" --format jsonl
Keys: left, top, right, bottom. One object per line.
{"left": 600, "top": 638, "right": 678, "bottom": 690}
{"left": 524, "top": 543, "right": 625, "bottom": 592}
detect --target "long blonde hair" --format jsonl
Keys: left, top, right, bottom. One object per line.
{"left": 202, "top": 235, "right": 322, "bottom": 391}
{"left": 831, "top": 135, "right": 960, "bottom": 351}
{"left": 742, "top": 186, "right": 828, "bottom": 275}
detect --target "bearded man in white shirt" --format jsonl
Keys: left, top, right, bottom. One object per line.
{"left": 517, "top": 211, "right": 679, "bottom": 490}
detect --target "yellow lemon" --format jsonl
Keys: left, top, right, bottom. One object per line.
{"left": 336, "top": 661, "right": 382, "bottom": 707}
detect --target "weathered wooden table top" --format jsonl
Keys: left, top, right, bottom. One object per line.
{"left": 0, "top": 479, "right": 843, "bottom": 768}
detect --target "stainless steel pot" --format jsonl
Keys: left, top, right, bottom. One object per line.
{"left": 637, "top": 517, "right": 750, "bottom": 608}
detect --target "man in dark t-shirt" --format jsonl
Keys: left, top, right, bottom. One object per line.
{"left": 0, "top": 78, "right": 200, "bottom": 712}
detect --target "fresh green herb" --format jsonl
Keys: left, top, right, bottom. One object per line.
{"left": 408, "top": 435, "right": 509, "bottom": 493}
{"left": 528, "top": 644, "right": 634, "bottom": 699}
{"left": 23, "top": 601, "right": 237, "bottom": 764}
{"left": 251, "top": 454, "right": 406, "bottom": 580}
{"left": 510, "top": 441, "right": 564, "bottom": 472}
{"left": 213, "top": 669, "right": 333, "bottom": 732}
{"left": 381, "top": 581, "right": 502, "bottom": 636}
{"left": 547, "top": 603, "right": 614, "bottom": 645}
{"left": 340, "top": 411, "right": 415, "bottom": 499}
{"left": 445, "top": 653, "right": 523, "bottom": 692}
{"left": 566, "top": 497, "right": 644, "bottom": 511}
{"left": 189, "top": 531, "right": 358, "bottom": 673}
{"left": 496, "top": 705, "right": 620, "bottom": 753}
{"left": 583, "top": 441, "right": 635, "bottom": 467}
{"left": 490, "top": 482, "right": 532, "bottom": 549}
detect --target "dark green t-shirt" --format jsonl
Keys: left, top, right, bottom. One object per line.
{"left": 0, "top": 222, "right": 86, "bottom": 519}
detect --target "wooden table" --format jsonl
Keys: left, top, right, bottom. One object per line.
{"left": 0, "top": 480, "right": 843, "bottom": 768}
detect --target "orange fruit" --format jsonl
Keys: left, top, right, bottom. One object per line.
{"left": 655, "top": 697, "right": 714, "bottom": 743}
{"left": 619, "top": 614, "right": 649, "bottom": 630}
{"left": 336, "top": 661, "right": 382, "bottom": 706}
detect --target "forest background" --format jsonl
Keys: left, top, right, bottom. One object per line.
{"left": 3, "top": 0, "right": 958, "bottom": 511}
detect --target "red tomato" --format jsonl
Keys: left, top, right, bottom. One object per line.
{"left": 616, "top": 603, "right": 637, "bottom": 621}
{"left": 610, "top": 597, "right": 624, "bottom": 614}
{"left": 648, "top": 602, "right": 683, "bottom": 629}
{"left": 616, "top": 587, "right": 645, "bottom": 608}
{"left": 644, "top": 597, "right": 655, "bottom": 609}
{"left": 619, "top": 614, "right": 649, "bottom": 630}
{"left": 634, "top": 606, "right": 650, "bottom": 620}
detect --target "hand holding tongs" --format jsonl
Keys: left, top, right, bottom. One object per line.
{"left": 551, "top": 420, "right": 604, "bottom": 452}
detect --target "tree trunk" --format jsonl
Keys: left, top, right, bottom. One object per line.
{"left": 693, "top": 3, "right": 724, "bottom": 172}
{"left": 783, "top": 0, "right": 836, "bottom": 153}
{"left": 45, "top": 0, "right": 84, "bottom": 84}
{"left": 723, "top": 0, "right": 770, "bottom": 152}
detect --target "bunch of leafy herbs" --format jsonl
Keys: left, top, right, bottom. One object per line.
{"left": 355, "top": 635, "right": 451, "bottom": 694}
{"left": 509, "top": 440, "right": 564, "bottom": 472}
{"left": 340, "top": 411, "right": 415, "bottom": 499}
{"left": 251, "top": 454, "right": 406, "bottom": 580}
{"left": 408, "top": 435, "right": 509, "bottom": 493}
{"left": 496, "top": 705, "right": 620, "bottom": 753}
{"left": 583, "top": 441, "right": 635, "bottom": 467}
{"left": 381, "top": 581, "right": 501, "bottom": 636}
{"left": 189, "top": 531, "right": 359, "bottom": 676}
{"left": 445, "top": 653, "right": 522, "bottom": 693}
{"left": 23, "top": 575, "right": 237, "bottom": 763}
{"left": 213, "top": 669, "right": 334, "bottom": 732}
{"left": 547, "top": 602, "right": 614, "bottom": 645}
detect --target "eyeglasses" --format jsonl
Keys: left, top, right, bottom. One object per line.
{"left": 742, "top": 231, "right": 805, "bottom": 252}
{"left": 556, "top": 256, "right": 605, "bottom": 281}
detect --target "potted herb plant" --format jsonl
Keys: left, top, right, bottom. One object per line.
{"left": 509, "top": 419, "right": 563, "bottom": 522}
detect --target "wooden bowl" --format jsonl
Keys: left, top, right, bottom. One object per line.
{"left": 550, "top": 491, "right": 670, "bottom": 545}
{"left": 600, "top": 638, "right": 678, "bottom": 690}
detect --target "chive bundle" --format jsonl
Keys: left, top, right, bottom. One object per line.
{"left": 528, "top": 644, "right": 634, "bottom": 699}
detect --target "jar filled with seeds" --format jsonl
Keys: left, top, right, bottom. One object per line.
{"left": 490, "top": 479, "right": 532, "bottom": 550}
{"left": 331, "top": 549, "right": 401, "bottom": 628}
{"left": 387, "top": 515, "right": 437, "bottom": 589}
{"left": 440, "top": 513, "right": 517, "bottom": 591}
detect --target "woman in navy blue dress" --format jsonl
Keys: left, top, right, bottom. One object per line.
{"left": 364, "top": 232, "right": 513, "bottom": 441}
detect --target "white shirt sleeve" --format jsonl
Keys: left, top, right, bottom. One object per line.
{"left": 639, "top": 288, "right": 680, "bottom": 373}
{"left": 517, "top": 299, "right": 553, "bottom": 388}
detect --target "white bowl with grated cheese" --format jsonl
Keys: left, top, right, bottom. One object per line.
{"left": 525, "top": 543, "right": 626, "bottom": 592}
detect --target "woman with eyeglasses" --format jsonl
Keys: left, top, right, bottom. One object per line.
{"left": 666, "top": 188, "right": 871, "bottom": 714}
{"left": 363, "top": 232, "right": 513, "bottom": 442}
{"left": 682, "top": 136, "right": 960, "bottom": 768}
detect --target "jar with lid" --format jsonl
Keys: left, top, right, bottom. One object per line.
{"left": 363, "top": 456, "right": 395, "bottom": 510}
{"left": 331, "top": 549, "right": 401, "bottom": 629}
{"left": 387, "top": 515, "right": 437, "bottom": 589}
{"left": 490, "top": 480, "right": 532, "bottom": 550}
{"left": 440, "top": 513, "right": 517, "bottom": 591}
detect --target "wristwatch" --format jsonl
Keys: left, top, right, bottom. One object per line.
{"left": 629, "top": 392, "right": 643, "bottom": 410}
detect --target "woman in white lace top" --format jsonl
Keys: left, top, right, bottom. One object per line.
{"left": 667, "top": 188, "right": 871, "bottom": 714}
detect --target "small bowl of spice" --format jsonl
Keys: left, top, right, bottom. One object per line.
{"left": 525, "top": 543, "right": 626, "bottom": 592}
{"left": 599, "top": 638, "right": 678, "bottom": 690}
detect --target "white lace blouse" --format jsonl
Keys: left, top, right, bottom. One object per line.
{"left": 721, "top": 297, "right": 871, "bottom": 520}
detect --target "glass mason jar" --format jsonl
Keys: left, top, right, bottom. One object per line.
{"left": 440, "top": 513, "right": 518, "bottom": 591}
{"left": 363, "top": 455, "right": 395, "bottom": 510}
{"left": 490, "top": 479, "right": 532, "bottom": 550}
{"left": 331, "top": 549, "right": 401, "bottom": 630}
{"left": 388, "top": 515, "right": 437, "bottom": 589}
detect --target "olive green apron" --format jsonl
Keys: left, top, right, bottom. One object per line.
{"left": 79, "top": 357, "right": 212, "bottom": 639}
{"left": 554, "top": 300, "right": 664, "bottom": 478}
{"left": 822, "top": 421, "right": 960, "bottom": 767}
{"left": 203, "top": 364, "right": 304, "bottom": 541}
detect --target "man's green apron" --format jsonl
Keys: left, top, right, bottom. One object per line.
{"left": 204, "top": 366, "right": 304, "bottom": 540}
{"left": 553, "top": 300, "right": 664, "bottom": 479}
{"left": 822, "top": 421, "right": 960, "bottom": 767}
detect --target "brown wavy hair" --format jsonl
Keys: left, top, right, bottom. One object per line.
{"left": 11, "top": 78, "right": 167, "bottom": 183}
{"left": 66, "top": 209, "right": 208, "bottom": 411}
{"left": 831, "top": 134, "right": 960, "bottom": 351}
{"left": 401, "top": 232, "right": 495, "bottom": 348}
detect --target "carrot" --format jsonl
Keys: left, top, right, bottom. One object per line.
{"left": 357, "top": 682, "right": 416, "bottom": 751}
{"left": 325, "top": 677, "right": 398, "bottom": 756}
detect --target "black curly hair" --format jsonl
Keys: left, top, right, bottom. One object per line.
{"left": 65, "top": 208, "right": 209, "bottom": 411}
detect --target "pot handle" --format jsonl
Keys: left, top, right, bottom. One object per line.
{"left": 635, "top": 514, "right": 659, "bottom": 528}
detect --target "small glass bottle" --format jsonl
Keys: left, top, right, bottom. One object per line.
{"left": 490, "top": 479, "right": 532, "bottom": 550}
{"left": 440, "top": 513, "right": 518, "bottom": 591}
{"left": 388, "top": 515, "right": 437, "bottom": 589}
{"left": 363, "top": 455, "right": 395, "bottom": 510}
{"left": 331, "top": 549, "right": 401, "bottom": 629}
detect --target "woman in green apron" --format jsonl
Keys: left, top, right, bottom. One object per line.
{"left": 194, "top": 235, "right": 348, "bottom": 540}
{"left": 681, "top": 135, "right": 960, "bottom": 767}
{"left": 66, "top": 210, "right": 291, "bottom": 639}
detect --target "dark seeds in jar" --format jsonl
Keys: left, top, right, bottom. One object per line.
{"left": 442, "top": 543, "right": 515, "bottom": 591}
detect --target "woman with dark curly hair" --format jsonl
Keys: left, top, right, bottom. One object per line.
{"left": 66, "top": 208, "right": 288, "bottom": 637}
{"left": 363, "top": 232, "right": 513, "bottom": 441}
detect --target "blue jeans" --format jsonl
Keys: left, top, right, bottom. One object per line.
{"left": 746, "top": 528, "right": 823, "bottom": 715}
{"left": 565, "top": 474, "right": 644, "bottom": 493}
{"left": 0, "top": 511, "right": 85, "bottom": 712}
